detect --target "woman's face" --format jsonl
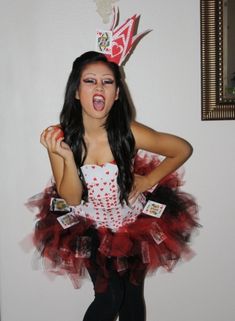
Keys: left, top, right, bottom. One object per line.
{"left": 76, "top": 61, "right": 119, "bottom": 122}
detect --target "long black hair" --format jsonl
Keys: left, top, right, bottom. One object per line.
{"left": 60, "top": 51, "right": 135, "bottom": 203}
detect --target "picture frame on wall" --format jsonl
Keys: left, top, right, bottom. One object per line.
{"left": 201, "top": 0, "right": 235, "bottom": 120}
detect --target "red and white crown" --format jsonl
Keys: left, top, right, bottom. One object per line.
{"left": 96, "top": 7, "right": 151, "bottom": 65}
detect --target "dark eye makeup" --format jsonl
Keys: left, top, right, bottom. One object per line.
{"left": 102, "top": 79, "right": 114, "bottom": 85}
{"left": 83, "top": 78, "right": 96, "bottom": 84}
{"left": 82, "top": 78, "right": 115, "bottom": 85}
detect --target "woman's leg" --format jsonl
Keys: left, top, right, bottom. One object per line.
{"left": 83, "top": 269, "right": 125, "bottom": 321}
{"left": 118, "top": 273, "right": 146, "bottom": 321}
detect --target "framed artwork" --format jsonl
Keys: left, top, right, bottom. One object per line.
{"left": 201, "top": 0, "right": 235, "bottom": 120}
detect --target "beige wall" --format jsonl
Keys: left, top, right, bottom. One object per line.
{"left": 1, "top": 1, "right": 235, "bottom": 320}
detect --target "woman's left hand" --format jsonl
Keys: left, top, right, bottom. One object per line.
{"left": 128, "top": 174, "right": 153, "bottom": 204}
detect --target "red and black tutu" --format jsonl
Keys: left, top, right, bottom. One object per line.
{"left": 26, "top": 152, "right": 200, "bottom": 291}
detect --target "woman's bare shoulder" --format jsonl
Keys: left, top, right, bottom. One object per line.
{"left": 131, "top": 120, "right": 155, "bottom": 132}
{"left": 131, "top": 121, "right": 160, "bottom": 149}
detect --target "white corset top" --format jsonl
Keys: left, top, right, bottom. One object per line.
{"left": 72, "top": 163, "right": 145, "bottom": 231}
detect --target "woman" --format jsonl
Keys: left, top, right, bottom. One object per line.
{"left": 34, "top": 51, "right": 198, "bottom": 321}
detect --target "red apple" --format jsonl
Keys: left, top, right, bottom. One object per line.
{"left": 56, "top": 128, "right": 64, "bottom": 140}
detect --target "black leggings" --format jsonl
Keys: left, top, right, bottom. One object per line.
{"left": 83, "top": 268, "right": 146, "bottom": 321}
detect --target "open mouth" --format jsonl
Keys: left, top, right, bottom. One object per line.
{"left": 93, "top": 95, "right": 105, "bottom": 111}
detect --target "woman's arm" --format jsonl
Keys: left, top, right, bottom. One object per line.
{"left": 130, "top": 121, "right": 193, "bottom": 199}
{"left": 40, "top": 126, "right": 83, "bottom": 205}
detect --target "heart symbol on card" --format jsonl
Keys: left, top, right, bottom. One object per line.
{"left": 112, "top": 42, "right": 123, "bottom": 57}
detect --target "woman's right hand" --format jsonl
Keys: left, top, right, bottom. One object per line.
{"left": 40, "top": 126, "right": 73, "bottom": 161}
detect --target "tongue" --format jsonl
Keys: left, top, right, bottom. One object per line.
{"left": 93, "top": 99, "right": 105, "bottom": 111}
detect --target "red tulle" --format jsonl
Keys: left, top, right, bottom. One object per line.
{"left": 26, "top": 152, "right": 200, "bottom": 291}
